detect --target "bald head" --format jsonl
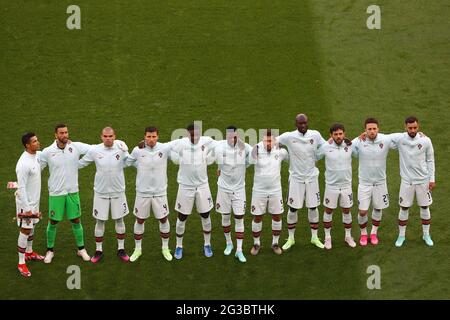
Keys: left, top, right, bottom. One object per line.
{"left": 101, "top": 127, "right": 116, "bottom": 147}
{"left": 295, "top": 114, "right": 308, "bottom": 134}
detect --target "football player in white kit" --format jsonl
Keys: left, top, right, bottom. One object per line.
{"left": 214, "top": 126, "right": 252, "bottom": 263}
{"left": 78, "top": 127, "right": 131, "bottom": 263}
{"left": 171, "top": 123, "right": 219, "bottom": 259}
{"left": 15, "top": 132, "right": 44, "bottom": 277}
{"left": 250, "top": 129, "right": 289, "bottom": 256}
{"left": 277, "top": 114, "right": 325, "bottom": 251}
{"left": 316, "top": 124, "right": 357, "bottom": 249}
{"left": 390, "top": 116, "right": 435, "bottom": 247}
{"left": 352, "top": 118, "right": 396, "bottom": 246}
{"left": 126, "top": 126, "right": 174, "bottom": 262}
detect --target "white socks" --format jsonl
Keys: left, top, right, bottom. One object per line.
{"left": 95, "top": 220, "right": 105, "bottom": 251}
{"left": 115, "top": 218, "right": 126, "bottom": 250}
{"left": 18, "top": 232, "right": 28, "bottom": 264}
{"left": 134, "top": 221, "right": 145, "bottom": 250}
{"left": 201, "top": 216, "right": 212, "bottom": 246}
{"left": 176, "top": 218, "right": 186, "bottom": 248}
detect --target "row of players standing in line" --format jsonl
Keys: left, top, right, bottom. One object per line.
{"left": 13, "top": 114, "right": 435, "bottom": 277}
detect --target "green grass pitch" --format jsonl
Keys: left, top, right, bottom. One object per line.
{"left": 1, "top": 0, "right": 449, "bottom": 299}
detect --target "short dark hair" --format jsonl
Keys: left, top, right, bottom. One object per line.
{"left": 54, "top": 123, "right": 67, "bottom": 133}
{"left": 364, "top": 118, "right": 379, "bottom": 127}
{"left": 226, "top": 125, "right": 237, "bottom": 132}
{"left": 330, "top": 123, "right": 345, "bottom": 134}
{"left": 264, "top": 129, "right": 272, "bottom": 137}
{"left": 22, "top": 132, "right": 36, "bottom": 147}
{"left": 145, "top": 126, "right": 158, "bottom": 134}
{"left": 405, "top": 116, "right": 418, "bottom": 124}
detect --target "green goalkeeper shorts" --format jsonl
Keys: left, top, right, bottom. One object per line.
{"left": 48, "top": 193, "right": 82, "bottom": 222}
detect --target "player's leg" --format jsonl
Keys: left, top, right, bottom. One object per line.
{"left": 306, "top": 179, "right": 323, "bottom": 248}
{"left": 417, "top": 183, "right": 433, "bottom": 246}
{"left": 130, "top": 196, "right": 150, "bottom": 262}
{"left": 111, "top": 194, "right": 130, "bottom": 261}
{"left": 232, "top": 189, "right": 246, "bottom": 262}
{"left": 283, "top": 180, "right": 303, "bottom": 250}
{"left": 196, "top": 185, "right": 214, "bottom": 257}
{"left": 174, "top": 187, "right": 195, "bottom": 259}
{"left": 340, "top": 187, "right": 355, "bottom": 247}
{"left": 45, "top": 195, "right": 66, "bottom": 263}
{"left": 18, "top": 226, "right": 32, "bottom": 277}
{"left": 153, "top": 195, "right": 171, "bottom": 260}
{"left": 25, "top": 221, "right": 44, "bottom": 261}
{"left": 323, "top": 185, "right": 338, "bottom": 249}
{"left": 175, "top": 212, "right": 188, "bottom": 259}
{"left": 269, "top": 196, "right": 284, "bottom": 254}
{"left": 91, "top": 194, "right": 110, "bottom": 263}
{"left": 250, "top": 196, "right": 266, "bottom": 255}
{"left": 370, "top": 182, "right": 389, "bottom": 245}
{"left": 357, "top": 184, "right": 370, "bottom": 246}
{"left": 216, "top": 189, "right": 233, "bottom": 255}
{"left": 396, "top": 182, "right": 414, "bottom": 247}
{"left": 66, "top": 193, "right": 89, "bottom": 259}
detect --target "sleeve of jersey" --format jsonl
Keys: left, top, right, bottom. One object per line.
{"left": 166, "top": 140, "right": 180, "bottom": 164}
{"left": 74, "top": 142, "right": 92, "bottom": 155}
{"left": 281, "top": 149, "right": 289, "bottom": 162}
{"left": 39, "top": 150, "right": 48, "bottom": 171}
{"left": 387, "top": 133, "right": 403, "bottom": 150}
{"left": 426, "top": 140, "right": 435, "bottom": 183}
{"left": 317, "top": 132, "right": 327, "bottom": 146}
{"left": 125, "top": 147, "right": 138, "bottom": 168}
{"left": 16, "top": 165, "right": 31, "bottom": 212}
{"left": 78, "top": 148, "right": 95, "bottom": 169}
{"left": 351, "top": 138, "right": 359, "bottom": 158}
{"left": 245, "top": 143, "right": 253, "bottom": 167}
{"left": 316, "top": 144, "right": 325, "bottom": 160}
{"left": 277, "top": 132, "right": 288, "bottom": 146}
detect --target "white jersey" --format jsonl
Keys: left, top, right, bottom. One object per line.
{"left": 352, "top": 133, "right": 395, "bottom": 185}
{"left": 15, "top": 151, "right": 41, "bottom": 212}
{"left": 171, "top": 136, "right": 218, "bottom": 188}
{"left": 214, "top": 140, "right": 252, "bottom": 193}
{"left": 251, "top": 142, "right": 289, "bottom": 197}
{"left": 126, "top": 142, "right": 173, "bottom": 197}
{"left": 317, "top": 140, "right": 355, "bottom": 188}
{"left": 277, "top": 129, "right": 326, "bottom": 182}
{"left": 391, "top": 132, "right": 435, "bottom": 184}
{"left": 40, "top": 141, "right": 91, "bottom": 196}
{"left": 78, "top": 143, "right": 129, "bottom": 198}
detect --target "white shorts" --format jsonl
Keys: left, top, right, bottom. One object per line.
{"left": 93, "top": 193, "right": 129, "bottom": 221}
{"left": 175, "top": 184, "right": 214, "bottom": 215}
{"left": 287, "top": 178, "right": 321, "bottom": 209}
{"left": 251, "top": 195, "right": 284, "bottom": 215}
{"left": 16, "top": 203, "right": 40, "bottom": 229}
{"left": 399, "top": 181, "right": 432, "bottom": 207}
{"left": 358, "top": 182, "right": 389, "bottom": 211}
{"left": 323, "top": 185, "right": 353, "bottom": 209}
{"left": 216, "top": 188, "right": 246, "bottom": 215}
{"left": 133, "top": 195, "right": 169, "bottom": 220}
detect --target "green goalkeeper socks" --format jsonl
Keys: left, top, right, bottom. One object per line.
{"left": 46, "top": 222, "right": 57, "bottom": 249}
{"left": 71, "top": 222, "right": 85, "bottom": 248}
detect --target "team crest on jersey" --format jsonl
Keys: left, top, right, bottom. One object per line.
{"left": 201, "top": 145, "right": 205, "bottom": 151}
{"left": 418, "top": 144, "right": 423, "bottom": 150}
{"left": 379, "top": 143, "right": 384, "bottom": 149}
{"left": 238, "top": 151, "right": 242, "bottom": 156}
{"left": 94, "top": 209, "right": 98, "bottom": 216}
{"left": 344, "top": 147, "right": 348, "bottom": 152}
{"left": 310, "top": 139, "right": 314, "bottom": 144}
{"left": 68, "top": 147, "right": 73, "bottom": 153}
{"left": 116, "top": 154, "right": 120, "bottom": 160}
{"left": 251, "top": 205, "right": 256, "bottom": 212}
{"left": 216, "top": 203, "right": 220, "bottom": 210}
{"left": 163, "top": 204, "right": 168, "bottom": 211}
{"left": 158, "top": 152, "right": 163, "bottom": 158}
{"left": 275, "top": 154, "right": 279, "bottom": 160}
{"left": 50, "top": 210, "right": 55, "bottom": 216}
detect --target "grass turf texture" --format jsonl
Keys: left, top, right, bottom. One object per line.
{"left": 0, "top": 0, "right": 449, "bottom": 299}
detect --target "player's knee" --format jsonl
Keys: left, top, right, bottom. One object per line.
{"left": 308, "top": 207, "right": 317, "bottom": 210}
{"left": 50, "top": 219, "right": 58, "bottom": 225}
{"left": 199, "top": 211, "right": 210, "bottom": 219}
{"left": 71, "top": 218, "right": 80, "bottom": 224}
{"left": 342, "top": 207, "right": 350, "bottom": 214}
{"left": 20, "top": 228, "right": 31, "bottom": 235}
{"left": 178, "top": 213, "right": 188, "bottom": 221}
{"left": 271, "top": 214, "right": 281, "bottom": 222}
{"left": 421, "top": 206, "right": 428, "bottom": 210}
{"left": 325, "top": 207, "right": 333, "bottom": 214}
{"left": 289, "top": 206, "right": 297, "bottom": 213}
{"left": 253, "top": 216, "right": 262, "bottom": 223}
{"left": 358, "top": 210, "right": 368, "bottom": 216}
{"left": 159, "top": 217, "right": 167, "bottom": 223}
{"left": 234, "top": 214, "right": 244, "bottom": 220}
{"left": 137, "top": 218, "right": 146, "bottom": 224}
{"left": 401, "top": 206, "right": 409, "bottom": 211}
